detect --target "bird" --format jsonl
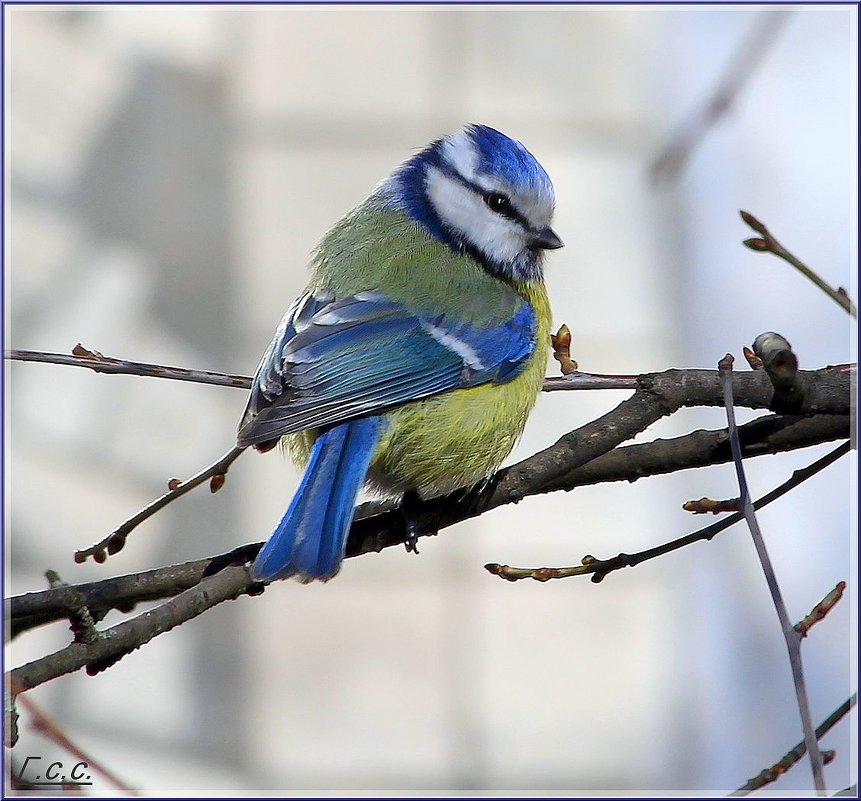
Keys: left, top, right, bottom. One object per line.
{"left": 237, "top": 123, "right": 563, "bottom": 583}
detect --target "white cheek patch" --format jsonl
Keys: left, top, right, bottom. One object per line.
{"left": 425, "top": 166, "right": 525, "bottom": 263}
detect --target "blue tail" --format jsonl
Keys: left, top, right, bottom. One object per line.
{"left": 252, "top": 417, "right": 383, "bottom": 582}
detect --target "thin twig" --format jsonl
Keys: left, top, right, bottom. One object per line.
{"left": 17, "top": 696, "right": 138, "bottom": 795}
{"left": 731, "top": 694, "right": 856, "bottom": 795}
{"left": 485, "top": 440, "right": 850, "bottom": 583}
{"left": 65, "top": 358, "right": 848, "bottom": 566}
{"left": 9, "top": 423, "right": 848, "bottom": 639}
{"left": 741, "top": 211, "right": 857, "bottom": 318}
{"left": 542, "top": 371, "right": 639, "bottom": 391}
{"left": 5, "top": 346, "right": 640, "bottom": 392}
{"left": 6, "top": 439, "right": 851, "bottom": 695}
{"left": 6, "top": 346, "right": 253, "bottom": 388}
{"left": 719, "top": 353, "right": 825, "bottom": 793}
{"left": 73, "top": 447, "right": 245, "bottom": 564}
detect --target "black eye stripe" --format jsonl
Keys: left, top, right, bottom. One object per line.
{"left": 480, "top": 189, "right": 531, "bottom": 230}
{"left": 433, "top": 162, "right": 535, "bottom": 233}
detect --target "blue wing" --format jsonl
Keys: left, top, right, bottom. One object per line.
{"left": 237, "top": 288, "right": 536, "bottom": 448}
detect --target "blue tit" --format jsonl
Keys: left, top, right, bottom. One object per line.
{"left": 237, "top": 123, "right": 562, "bottom": 582}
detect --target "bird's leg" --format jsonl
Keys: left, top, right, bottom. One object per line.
{"left": 401, "top": 490, "right": 421, "bottom": 554}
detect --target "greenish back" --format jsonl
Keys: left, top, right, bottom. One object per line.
{"left": 308, "top": 201, "right": 525, "bottom": 324}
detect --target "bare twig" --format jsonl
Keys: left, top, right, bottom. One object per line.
{"left": 794, "top": 581, "right": 846, "bottom": 639}
{"left": 542, "top": 371, "right": 639, "bottom": 391}
{"left": 9, "top": 419, "right": 848, "bottom": 638}
{"left": 731, "top": 694, "right": 856, "bottom": 795}
{"left": 6, "top": 345, "right": 253, "bottom": 388}
{"left": 485, "top": 440, "right": 849, "bottom": 583}
{"left": 73, "top": 447, "right": 244, "bottom": 564}
{"left": 741, "top": 211, "right": 857, "bottom": 318}
{"left": 17, "top": 696, "right": 138, "bottom": 794}
{"left": 49, "top": 352, "right": 847, "bottom": 566}
{"left": 5, "top": 345, "right": 641, "bottom": 392}
{"left": 719, "top": 353, "right": 825, "bottom": 793}
{"left": 651, "top": 9, "right": 794, "bottom": 183}
{"left": 9, "top": 565, "right": 257, "bottom": 698}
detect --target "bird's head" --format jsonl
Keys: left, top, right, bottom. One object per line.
{"left": 383, "top": 124, "right": 563, "bottom": 283}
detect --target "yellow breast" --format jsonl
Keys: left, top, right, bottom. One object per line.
{"left": 366, "top": 280, "right": 550, "bottom": 497}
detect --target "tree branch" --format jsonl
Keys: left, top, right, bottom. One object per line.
{"left": 719, "top": 353, "right": 825, "bottom": 793}
{"left": 5, "top": 341, "right": 853, "bottom": 698}
{"left": 5, "top": 345, "right": 641, "bottom": 393}
{"left": 485, "top": 440, "right": 850, "bottom": 583}
{"left": 731, "top": 694, "right": 857, "bottom": 795}
{"left": 8, "top": 425, "right": 850, "bottom": 639}
{"left": 73, "top": 446, "right": 245, "bottom": 564}
{"left": 350, "top": 364, "right": 850, "bottom": 559}
{"left": 741, "top": 211, "right": 857, "bottom": 318}
{"left": 9, "top": 565, "right": 257, "bottom": 700}
{"left": 14, "top": 343, "right": 841, "bottom": 566}
{"left": 6, "top": 345, "right": 252, "bottom": 388}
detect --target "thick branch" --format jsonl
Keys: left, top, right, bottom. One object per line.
{"left": 541, "top": 413, "right": 848, "bottom": 493}
{"left": 486, "top": 441, "right": 850, "bottom": 583}
{"left": 4, "top": 357, "right": 852, "bottom": 694}
{"left": 346, "top": 365, "right": 850, "bottom": 560}
{"left": 35, "top": 358, "right": 848, "bottom": 567}
{"left": 8, "top": 414, "right": 849, "bottom": 638}
{"left": 9, "top": 566, "right": 256, "bottom": 698}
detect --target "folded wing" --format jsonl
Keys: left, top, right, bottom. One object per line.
{"left": 237, "top": 288, "right": 536, "bottom": 448}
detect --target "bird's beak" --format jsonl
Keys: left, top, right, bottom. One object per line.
{"left": 531, "top": 226, "right": 564, "bottom": 250}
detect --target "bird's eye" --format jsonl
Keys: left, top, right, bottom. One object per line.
{"left": 484, "top": 192, "right": 512, "bottom": 214}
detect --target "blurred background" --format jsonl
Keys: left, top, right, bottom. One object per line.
{"left": 5, "top": 4, "right": 856, "bottom": 795}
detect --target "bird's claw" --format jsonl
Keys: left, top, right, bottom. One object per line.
{"left": 401, "top": 491, "right": 421, "bottom": 555}
{"left": 404, "top": 520, "right": 420, "bottom": 554}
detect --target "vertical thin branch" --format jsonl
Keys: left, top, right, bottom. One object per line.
{"left": 718, "top": 354, "right": 826, "bottom": 793}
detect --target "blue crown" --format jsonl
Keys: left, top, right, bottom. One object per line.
{"left": 462, "top": 123, "right": 554, "bottom": 196}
